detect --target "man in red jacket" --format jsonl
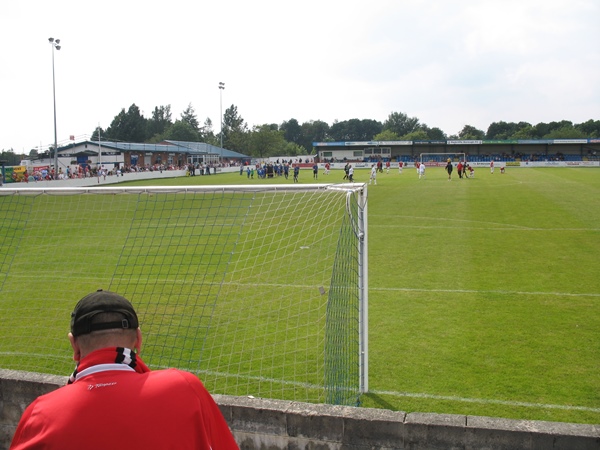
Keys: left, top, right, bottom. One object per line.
{"left": 10, "top": 289, "right": 238, "bottom": 450}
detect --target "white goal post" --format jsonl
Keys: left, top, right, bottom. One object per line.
{"left": 0, "top": 184, "right": 368, "bottom": 406}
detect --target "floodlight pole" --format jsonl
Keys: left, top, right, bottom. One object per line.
{"left": 219, "top": 82, "right": 225, "bottom": 151}
{"left": 98, "top": 124, "right": 102, "bottom": 170}
{"left": 49, "top": 37, "right": 61, "bottom": 177}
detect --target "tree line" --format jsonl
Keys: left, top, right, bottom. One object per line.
{"left": 91, "top": 103, "right": 599, "bottom": 159}
{"left": 3, "top": 104, "right": 598, "bottom": 161}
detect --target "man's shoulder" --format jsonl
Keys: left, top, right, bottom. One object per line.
{"left": 145, "top": 368, "right": 202, "bottom": 385}
{"left": 63, "top": 367, "right": 202, "bottom": 394}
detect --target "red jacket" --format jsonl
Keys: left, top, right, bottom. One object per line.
{"left": 11, "top": 349, "right": 238, "bottom": 450}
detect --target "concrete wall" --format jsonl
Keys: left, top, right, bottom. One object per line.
{"left": 1, "top": 370, "right": 598, "bottom": 450}
{"left": 0, "top": 169, "right": 188, "bottom": 188}
{"left": 0, "top": 165, "right": 248, "bottom": 188}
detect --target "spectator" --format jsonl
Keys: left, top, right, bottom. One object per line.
{"left": 10, "top": 289, "right": 238, "bottom": 450}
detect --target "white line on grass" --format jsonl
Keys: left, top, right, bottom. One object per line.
{"left": 166, "top": 364, "right": 600, "bottom": 414}
{"left": 102, "top": 278, "right": 600, "bottom": 299}
{"left": 156, "top": 280, "right": 598, "bottom": 299}
{"left": 371, "top": 287, "right": 600, "bottom": 298}
{"left": 374, "top": 224, "right": 600, "bottom": 232}
{"left": 370, "top": 215, "right": 600, "bottom": 232}
{"left": 7, "top": 276, "right": 596, "bottom": 299}
{"left": 369, "top": 389, "right": 600, "bottom": 413}
{"left": 3, "top": 354, "right": 599, "bottom": 413}
{"left": 111, "top": 278, "right": 596, "bottom": 298}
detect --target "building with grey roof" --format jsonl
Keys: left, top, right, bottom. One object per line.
{"left": 29, "top": 140, "right": 249, "bottom": 173}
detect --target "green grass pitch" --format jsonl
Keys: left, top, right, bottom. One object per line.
{"left": 2, "top": 166, "right": 599, "bottom": 424}
{"left": 120, "top": 166, "right": 600, "bottom": 424}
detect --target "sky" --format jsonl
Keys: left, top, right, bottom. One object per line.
{"left": 1, "top": 0, "right": 599, "bottom": 153}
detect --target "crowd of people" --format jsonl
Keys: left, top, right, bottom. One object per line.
{"left": 412, "top": 159, "right": 478, "bottom": 181}
{"left": 239, "top": 161, "right": 298, "bottom": 180}
{"left": 187, "top": 163, "right": 217, "bottom": 176}
{"left": 8, "top": 163, "right": 183, "bottom": 183}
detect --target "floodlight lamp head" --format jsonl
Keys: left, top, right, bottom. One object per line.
{"left": 48, "top": 37, "right": 54, "bottom": 43}
{"left": 55, "top": 45, "right": 61, "bottom": 50}
{"left": 55, "top": 39, "right": 60, "bottom": 44}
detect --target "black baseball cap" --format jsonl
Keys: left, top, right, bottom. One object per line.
{"left": 70, "top": 289, "right": 139, "bottom": 337}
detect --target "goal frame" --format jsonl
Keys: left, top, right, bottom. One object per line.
{"left": 0, "top": 183, "right": 369, "bottom": 403}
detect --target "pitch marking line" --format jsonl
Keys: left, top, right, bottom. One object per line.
{"left": 187, "top": 366, "right": 600, "bottom": 414}
{"left": 172, "top": 281, "right": 599, "bottom": 299}
{"left": 3, "top": 279, "right": 597, "bottom": 299}
{"left": 374, "top": 224, "right": 600, "bottom": 232}
{"left": 372, "top": 287, "right": 600, "bottom": 298}
{"left": 370, "top": 214, "right": 600, "bottom": 232}
{"left": 109, "top": 279, "right": 600, "bottom": 299}
{"left": 2, "top": 354, "right": 598, "bottom": 413}
{"left": 140, "top": 365, "right": 600, "bottom": 414}
{"left": 369, "top": 389, "right": 600, "bottom": 413}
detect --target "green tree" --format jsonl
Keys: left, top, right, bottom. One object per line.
{"left": 147, "top": 105, "right": 173, "bottom": 140}
{"left": 547, "top": 120, "right": 574, "bottom": 133}
{"left": 487, "top": 121, "right": 514, "bottom": 140}
{"left": 401, "top": 130, "right": 429, "bottom": 141}
{"left": 104, "top": 104, "right": 147, "bottom": 142}
{"left": 533, "top": 122, "right": 550, "bottom": 138}
{"left": 421, "top": 125, "right": 447, "bottom": 140}
{"left": 576, "top": 119, "right": 600, "bottom": 137}
{"left": 360, "top": 119, "right": 383, "bottom": 140}
{"left": 227, "top": 130, "right": 250, "bottom": 154}
{"left": 222, "top": 105, "right": 248, "bottom": 152}
{"left": 202, "top": 117, "right": 218, "bottom": 146}
{"left": 328, "top": 120, "right": 348, "bottom": 141}
{"left": 511, "top": 125, "right": 536, "bottom": 140}
{"left": 180, "top": 103, "right": 200, "bottom": 134}
{"left": 329, "top": 119, "right": 382, "bottom": 141}
{"left": 91, "top": 126, "right": 105, "bottom": 141}
{"left": 487, "top": 121, "right": 533, "bottom": 140}
{"left": 163, "top": 120, "right": 200, "bottom": 142}
{"left": 248, "top": 125, "right": 286, "bottom": 158}
{"left": 282, "top": 142, "right": 305, "bottom": 157}
{"left": 0, "top": 149, "right": 23, "bottom": 165}
{"left": 299, "top": 120, "right": 330, "bottom": 151}
{"left": 543, "top": 125, "right": 587, "bottom": 139}
{"left": 223, "top": 104, "right": 245, "bottom": 131}
{"left": 373, "top": 129, "right": 400, "bottom": 141}
{"left": 457, "top": 125, "right": 485, "bottom": 140}
{"left": 513, "top": 122, "right": 534, "bottom": 139}
{"left": 430, "top": 127, "right": 446, "bottom": 140}
{"left": 280, "top": 118, "right": 302, "bottom": 144}
{"left": 383, "top": 112, "right": 420, "bottom": 136}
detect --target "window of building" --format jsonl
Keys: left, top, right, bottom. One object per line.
{"left": 365, "top": 147, "right": 391, "bottom": 156}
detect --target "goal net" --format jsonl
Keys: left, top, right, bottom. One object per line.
{"left": 420, "top": 152, "right": 466, "bottom": 166}
{"left": 0, "top": 184, "right": 368, "bottom": 406}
